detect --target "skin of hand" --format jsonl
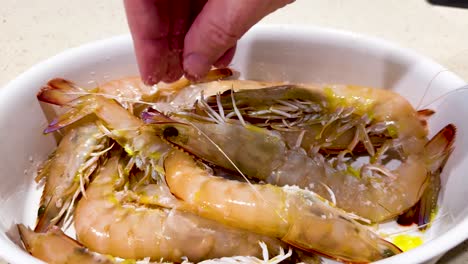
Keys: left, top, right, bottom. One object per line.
{"left": 124, "top": 0, "right": 294, "bottom": 85}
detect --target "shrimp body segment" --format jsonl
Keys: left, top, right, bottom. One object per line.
{"left": 164, "top": 149, "right": 402, "bottom": 263}
{"left": 74, "top": 154, "right": 287, "bottom": 262}
{"left": 153, "top": 80, "right": 456, "bottom": 223}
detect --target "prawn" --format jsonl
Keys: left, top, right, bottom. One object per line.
{"left": 73, "top": 152, "right": 292, "bottom": 262}
{"left": 34, "top": 75, "right": 161, "bottom": 232}
{"left": 18, "top": 224, "right": 306, "bottom": 264}
{"left": 147, "top": 80, "right": 456, "bottom": 223}
{"left": 34, "top": 121, "right": 109, "bottom": 232}
{"left": 163, "top": 148, "right": 402, "bottom": 263}
{"left": 38, "top": 69, "right": 234, "bottom": 170}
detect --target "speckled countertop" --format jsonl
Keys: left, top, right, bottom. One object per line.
{"left": 1, "top": 0, "right": 467, "bottom": 263}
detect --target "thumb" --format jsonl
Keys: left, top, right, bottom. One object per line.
{"left": 183, "top": 0, "right": 294, "bottom": 79}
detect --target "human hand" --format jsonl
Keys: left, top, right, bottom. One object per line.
{"left": 124, "top": 0, "right": 294, "bottom": 85}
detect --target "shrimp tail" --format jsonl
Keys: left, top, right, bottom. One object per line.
{"left": 44, "top": 96, "right": 97, "bottom": 134}
{"left": 35, "top": 198, "right": 58, "bottom": 232}
{"left": 18, "top": 224, "right": 114, "bottom": 264}
{"left": 38, "top": 79, "right": 100, "bottom": 133}
{"left": 44, "top": 96, "right": 97, "bottom": 133}
{"left": 398, "top": 124, "right": 456, "bottom": 228}
{"left": 37, "top": 78, "right": 87, "bottom": 106}
{"left": 420, "top": 124, "right": 456, "bottom": 226}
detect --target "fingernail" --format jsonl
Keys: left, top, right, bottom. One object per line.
{"left": 183, "top": 53, "right": 211, "bottom": 81}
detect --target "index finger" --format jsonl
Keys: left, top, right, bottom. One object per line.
{"left": 124, "top": 0, "right": 170, "bottom": 85}
{"left": 125, "top": 0, "right": 192, "bottom": 84}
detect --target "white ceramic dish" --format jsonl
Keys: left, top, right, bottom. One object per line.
{"left": 0, "top": 25, "right": 467, "bottom": 264}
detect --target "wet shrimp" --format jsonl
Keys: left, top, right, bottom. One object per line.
{"left": 38, "top": 69, "right": 233, "bottom": 170}
{"left": 147, "top": 80, "right": 456, "bottom": 223}
{"left": 19, "top": 224, "right": 303, "bottom": 264}
{"left": 73, "top": 153, "right": 289, "bottom": 262}
{"left": 34, "top": 75, "right": 157, "bottom": 232}
{"left": 164, "top": 148, "right": 402, "bottom": 263}
{"left": 34, "top": 121, "right": 109, "bottom": 232}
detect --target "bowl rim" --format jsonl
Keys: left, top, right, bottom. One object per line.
{"left": 0, "top": 24, "right": 467, "bottom": 264}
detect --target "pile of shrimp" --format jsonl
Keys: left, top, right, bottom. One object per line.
{"left": 16, "top": 68, "right": 456, "bottom": 264}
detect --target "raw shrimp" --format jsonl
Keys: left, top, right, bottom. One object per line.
{"left": 18, "top": 225, "right": 307, "bottom": 264}
{"left": 34, "top": 121, "right": 109, "bottom": 232}
{"left": 38, "top": 68, "right": 233, "bottom": 109}
{"left": 147, "top": 80, "right": 456, "bottom": 223}
{"left": 34, "top": 75, "right": 158, "bottom": 232}
{"left": 18, "top": 224, "right": 114, "bottom": 264}
{"left": 38, "top": 69, "right": 234, "bottom": 170}
{"left": 35, "top": 76, "right": 173, "bottom": 234}
{"left": 164, "top": 148, "right": 402, "bottom": 263}
{"left": 74, "top": 153, "right": 290, "bottom": 262}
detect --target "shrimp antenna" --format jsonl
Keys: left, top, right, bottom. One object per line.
{"left": 416, "top": 69, "right": 450, "bottom": 110}
{"left": 185, "top": 120, "right": 289, "bottom": 224}
{"left": 419, "top": 85, "right": 468, "bottom": 109}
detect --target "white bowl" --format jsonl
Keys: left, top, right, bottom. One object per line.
{"left": 0, "top": 25, "right": 467, "bottom": 264}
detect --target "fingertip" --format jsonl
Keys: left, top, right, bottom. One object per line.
{"left": 162, "top": 67, "right": 184, "bottom": 83}
{"left": 139, "top": 58, "right": 165, "bottom": 86}
{"left": 142, "top": 75, "right": 159, "bottom": 86}
{"left": 132, "top": 38, "right": 170, "bottom": 86}
{"left": 138, "top": 57, "right": 165, "bottom": 86}
{"left": 183, "top": 53, "right": 212, "bottom": 81}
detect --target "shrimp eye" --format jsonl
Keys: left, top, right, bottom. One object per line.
{"left": 163, "top": 126, "right": 179, "bottom": 138}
